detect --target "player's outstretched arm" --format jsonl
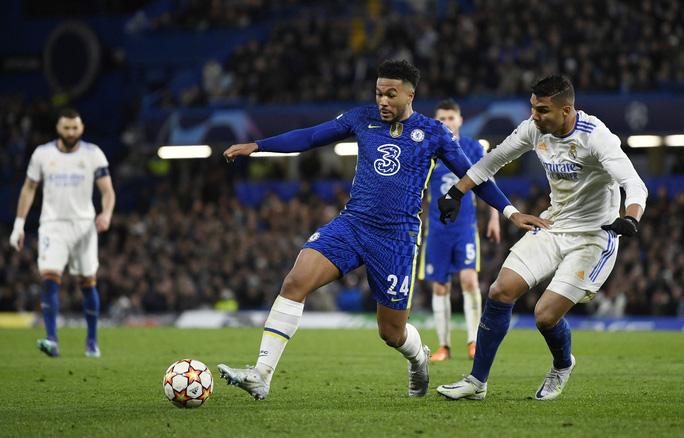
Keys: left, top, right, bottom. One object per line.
{"left": 224, "top": 118, "right": 354, "bottom": 163}
{"left": 463, "top": 121, "right": 535, "bottom": 187}
{"left": 438, "top": 144, "right": 510, "bottom": 217}
{"left": 439, "top": 149, "right": 517, "bottom": 224}
{"left": 9, "top": 177, "right": 38, "bottom": 250}
{"left": 223, "top": 143, "right": 259, "bottom": 162}
{"left": 95, "top": 175, "right": 115, "bottom": 233}
{"left": 508, "top": 212, "right": 552, "bottom": 231}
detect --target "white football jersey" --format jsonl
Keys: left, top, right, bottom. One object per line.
{"left": 467, "top": 111, "right": 647, "bottom": 232}
{"left": 26, "top": 140, "right": 109, "bottom": 223}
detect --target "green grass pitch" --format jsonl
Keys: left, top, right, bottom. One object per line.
{"left": 2, "top": 327, "right": 683, "bottom": 437}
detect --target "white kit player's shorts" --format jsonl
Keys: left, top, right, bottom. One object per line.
{"left": 502, "top": 228, "right": 619, "bottom": 304}
{"left": 38, "top": 220, "right": 99, "bottom": 277}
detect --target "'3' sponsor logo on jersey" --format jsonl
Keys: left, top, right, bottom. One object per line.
{"left": 374, "top": 144, "right": 401, "bottom": 176}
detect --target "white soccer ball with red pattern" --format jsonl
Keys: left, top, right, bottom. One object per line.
{"left": 163, "top": 359, "right": 213, "bottom": 408}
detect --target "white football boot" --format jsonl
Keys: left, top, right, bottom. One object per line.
{"left": 37, "top": 339, "right": 60, "bottom": 357}
{"left": 408, "top": 345, "right": 430, "bottom": 397}
{"left": 437, "top": 375, "right": 487, "bottom": 400}
{"left": 85, "top": 340, "right": 101, "bottom": 358}
{"left": 535, "top": 354, "right": 576, "bottom": 400}
{"left": 217, "top": 364, "right": 270, "bottom": 400}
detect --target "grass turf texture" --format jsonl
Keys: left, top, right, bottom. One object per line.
{"left": 2, "top": 327, "right": 683, "bottom": 437}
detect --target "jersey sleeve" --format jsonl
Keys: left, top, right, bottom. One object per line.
{"left": 93, "top": 147, "right": 110, "bottom": 179}
{"left": 590, "top": 126, "right": 648, "bottom": 210}
{"left": 466, "top": 119, "right": 535, "bottom": 184}
{"left": 256, "top": 107, "right": 361, "bottom": 153}
{"left": 26, "top": 149, "right": 42, "bottom": 182}
{"left": 465, "top": 137, "right": 485, "bottom": 164}
{"left": 436, "top": 128, "right": 512, "bottom": 212}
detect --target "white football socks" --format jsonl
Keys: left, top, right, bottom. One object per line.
{"left": 432, "top": 293, "right": 451, "bottom": 348}
{"left": 255, "top": 295, "right": 304, "bottom": 385}
{"left": 396, "top": 323, "right": 426, "bottom": 368}
{"left": 463, "top": 288, "right": 482, "bottom": 344}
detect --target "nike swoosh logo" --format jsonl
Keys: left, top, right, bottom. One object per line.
{"left": 368, "top": 124, "right": 381, "bottom": 128}
{"left": 390, "top": 297, "right": 405, "bottom": 302}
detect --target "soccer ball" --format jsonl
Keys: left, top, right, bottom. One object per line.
{"left": 163, "top": 359, "right": 213, "bottom": 408}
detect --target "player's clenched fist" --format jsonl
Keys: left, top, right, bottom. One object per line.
{"left": 9, "top": 217, "right": 25, "bottom": 250}
{"left": 95, "top": 213, "right": 111, "bottom": 233}
{"left": 438, "top": 186, "right": 464, "bottom": 224}
{"left": 601, "top": 216, "right": 638, "bottom": 236}
{"left": 223, "top": 143, "right": 259, "bottom": 163}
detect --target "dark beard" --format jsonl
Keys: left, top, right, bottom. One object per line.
{"left": 59, "top": 134, "right": 81, "bottom": 150}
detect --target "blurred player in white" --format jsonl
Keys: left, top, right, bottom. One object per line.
{"left": 419, "top": 99, "right": 501, "bottom": 361}
{"left": 9, "top": 109, "right": 115, "bottom": 358}
{"left": 436, "top": 76, "right": 647, "bottom": 400}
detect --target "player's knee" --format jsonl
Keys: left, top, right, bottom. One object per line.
{"left": 79, "top": 277, "right": 97, "bottom": 288}
{"left": 534, "top": 306, "right": 560, "bottom": 331}
{"left": 488, "top": 281, "right": 516, "bottom": 303}
{"left": 378, "top": 325, "right": 404, "bottom": 348}
{"left": 460, "top": 270, "right": 478, "bottom": 292}
{"left": 432, "top": 282, "right": 448, "bottom": 296}
{"left": 41, "top": 272, "right": 62, "bottom": 284}
{"left": 279, "top": 272, "right": 310, "bottom": 302}
{"left": 462, "top": 279, "right": 478, "bottom": 293}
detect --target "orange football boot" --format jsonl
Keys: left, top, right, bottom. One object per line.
{"left": 467, "top": 342, "right": 476, "bottom": 360}
{"left": 430, "top": 346, "right": 451, "bottom": 362}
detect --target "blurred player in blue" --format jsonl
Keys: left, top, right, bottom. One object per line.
{"left": 217, "top": 60, "right": 548, "bottom": 400}
{"left": 419, "top": 99, "right": 501, "bottom": 362}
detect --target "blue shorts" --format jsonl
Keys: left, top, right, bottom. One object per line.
{"left": 303, "top": 214, "right": 419, "bottom": 310}
{"left": 418, "top": 222, "right": 480, "bottom": 284}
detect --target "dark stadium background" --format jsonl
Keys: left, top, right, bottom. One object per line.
{"left": 1, "top": 0, "right": 683, "bottom": 326}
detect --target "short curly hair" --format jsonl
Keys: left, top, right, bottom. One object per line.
{"left": 377, "top": 59, "right": 421, "bottom": 89}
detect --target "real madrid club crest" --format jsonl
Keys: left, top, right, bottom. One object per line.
{"left": 569, "top": 143, "right": 577, "bottom": 159}
{"left": 390, "top": 122, "right": 403, "bottom": 138}
{"left": 410, "top": 129, "right": 425, "bottom": 142}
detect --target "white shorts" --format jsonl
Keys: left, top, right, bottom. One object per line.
{"left": 501, "top": 228, "right": 619, "bottom": 304}
{"left": 38, "top": 220, "right": 99, "bottom": 277}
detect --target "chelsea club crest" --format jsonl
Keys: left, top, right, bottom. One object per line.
{"left": 390, "top": 122, "right": 403, "bottom": 138}
{"left": 410, "top": 129, "right": 425, "bottom": 142}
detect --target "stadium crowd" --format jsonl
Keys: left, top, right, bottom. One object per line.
{"left": 161, "top": 0, "right": 684, "bottom": 105}
{"left": 1, "top": 155, "right": 683, "bottom": 318}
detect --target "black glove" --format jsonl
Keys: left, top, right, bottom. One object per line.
{"left": 438, "top": 186, "right": 464, "bottom": 224}
{"left": 601, "top": 216, "right": 638, "bottom": 237}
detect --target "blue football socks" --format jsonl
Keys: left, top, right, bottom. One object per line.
{"left": 471, "top": 299, "right": 513, "bottom": 383}
{"left": 81, "top": 286, "right": 100, "bottom": 344}
{"left": 41, "top": 279, "right": 60, "bottom": 342}
{"left": 539, "top": 318, "right": 573, "bottom": 369}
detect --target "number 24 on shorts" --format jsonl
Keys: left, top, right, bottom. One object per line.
{"left": 387, "top": 274, "right": 410, "bottom": 296}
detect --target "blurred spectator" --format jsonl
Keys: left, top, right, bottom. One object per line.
{"left": 592, "top": 284, "right": 627, "bottom": 318}
{"left": 153, "top": 0, "right": 684, "bottom": 106}
{"left": 1, "top": 155, "right": 683, "bottom": 317}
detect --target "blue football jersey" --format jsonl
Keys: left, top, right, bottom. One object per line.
{"left": 426, "top": 135, "right": 484, "bottom": 231}
{"left": 334, "top": 105, "right": 472, "bottom": 238}
{"left": 257, "top": 104, "right": 510, "bottom": 239}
